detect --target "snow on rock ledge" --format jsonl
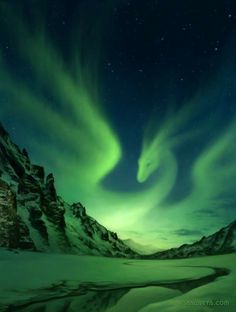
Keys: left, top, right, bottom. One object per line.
{"left": 0, "top": 122, "right": 137, "bottom": 258}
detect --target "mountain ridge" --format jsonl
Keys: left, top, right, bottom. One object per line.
{"left": 0, "top": 122, "right": 137, "bottom": 258}
{"left": 145, "top": 219, "right": 236, "bottom": 259}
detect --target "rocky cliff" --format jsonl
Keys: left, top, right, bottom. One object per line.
{"left": 0, "top": 122, "right": 136, "bottom": 257}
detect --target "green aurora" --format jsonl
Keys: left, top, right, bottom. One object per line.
{"left": 0, "top": 2, "right": 236, "bottom": 249}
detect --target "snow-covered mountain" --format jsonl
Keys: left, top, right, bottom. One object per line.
{"left": 0, "top": 122, "right": 137, "bottom": 257}
{"left": 147, "top": 220, "right": 236, "bottom": 259}
{"left": 123, "top": 239, "right": 161, "bottom": 255}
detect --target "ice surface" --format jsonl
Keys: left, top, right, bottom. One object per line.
{"left": 0, "top": 249, "right": 235, "bottom": 311}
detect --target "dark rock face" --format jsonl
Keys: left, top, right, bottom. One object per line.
{"left": 146, "top": 220, "right": 236, "bottom": 259}
{"left": 18, "top": 216, "right": 36, "bottom": 250}
{"left": 31, "top": 165, "right": 45, "bottom": 182}
{"left": 43, "top": 173, "right": 65, "bottom": 228}
{"left": 0, "top": 179, "right": 18, "bottom": 248}
{"left": 0, "top": 122, "right": 136, "bottom": 258}
{"left": 72, "top": 203, "right": 86, "bottom": 219}
{"left": 0, "top": 179, "right": 35, "bottom": 250}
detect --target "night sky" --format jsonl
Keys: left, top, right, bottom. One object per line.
{"left": 1, "top": 0, "right": 236, "bottom": 249}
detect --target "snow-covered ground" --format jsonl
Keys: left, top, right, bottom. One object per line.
{"left": 0, "top": 249, "right": 235, "bottom": 311}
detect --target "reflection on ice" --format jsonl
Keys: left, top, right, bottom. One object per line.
{"left": 6, "top": 267, "right": 229, "bottom": 312}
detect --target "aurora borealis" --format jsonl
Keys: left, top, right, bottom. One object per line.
{"left": 0, "top": 0, "right": 236, "bottom": 249}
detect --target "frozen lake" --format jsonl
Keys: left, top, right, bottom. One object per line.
{"left": 0, "top": 250, "right": 235, "bottom": 311}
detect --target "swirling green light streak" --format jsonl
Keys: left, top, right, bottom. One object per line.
{"left": 0, "top": 3, "right": 235, "bottom": 248}
{"left": 137, "top": 100, "right": 236, "bottom": 248}
{"left": 0, "top": 5, "right": 177, "bottom": 233}
{"left": 0, "top": 4, "right": 121, "bottom": 187}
